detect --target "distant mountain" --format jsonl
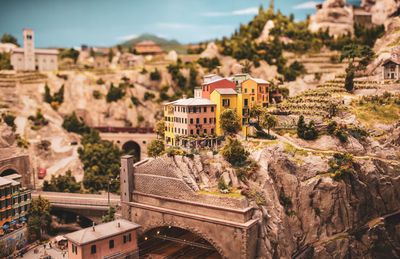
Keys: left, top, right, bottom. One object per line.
{"left": 120, "top": 33, "right": 186, "bottom": 54}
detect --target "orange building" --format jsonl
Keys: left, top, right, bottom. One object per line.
{"left": 65, "top": 219, "right": 141, "bottom": 259}
{"left": 241, "top": 78, "right": 270, "bottom": 107}
{"left": 134, "top": 40, "right": 164, "bottom": 55}
{"left": 0, "top": 178, "right": 13, "bottom": 229}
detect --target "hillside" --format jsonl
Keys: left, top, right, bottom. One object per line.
{"left": 120, "top": 33, "right": 187, "bottom": 54}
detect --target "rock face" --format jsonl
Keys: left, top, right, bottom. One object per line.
{"left": 200, "top": 42, "right": 221, "bottom": 59}
{"left": 257, "top": 20, "right": 275, "bottom": 43}
{"left": 362, "top": 0, "right": 400, "bottom": 24}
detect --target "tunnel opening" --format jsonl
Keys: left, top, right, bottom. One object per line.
{"left": 1, "top": 168, "right": 18, "bottom": 177}
{"left": 139, "top": 226, "right": 222, "bottom": 259}
{"left": 122, "top": 141, "right": 141, "bottom": 162}
{"left": 49, "top": 208, "right": 93, "bottom": 236}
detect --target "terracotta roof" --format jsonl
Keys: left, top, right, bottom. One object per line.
{"left": 202, "top": 77, "right": 228, "bottom": 85}
{"left": 135, "top": 40, "right": 164, "bottom": 54}
{"left": 249, "top": 78, "right": 270, "bottom": 84}
{"left": 64, "top": 219, "right": 141, "bottom": 246}
{"left": 213, "top": 88, "right": 237, "bottom": 95}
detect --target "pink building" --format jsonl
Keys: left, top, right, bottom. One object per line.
{"left": 65, "top": 219, "right": 141, "bottom": 259}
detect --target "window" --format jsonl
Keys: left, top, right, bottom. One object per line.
{"left": 91, "top": 245, "right": 96, "bottom": 254}
{"left": 185, "top": 118, "right": 187, "bottom": 124}
{"left": 204, "top": 129, "right": 207, "bottom": 134}
{"left": 244, "top": 88, "right": 247, "bottom": 93}
{"left": 190, "top": 118, "right": 193, "bottom": 124}
{"left": 259, "top": 86, "right": 262, "bottom": 92}
{"left": 207, "top": 86, "right": 209, "bottom": 91}
{"left": 222, "top": 99, "right": 230, "bottom": 107}
{"left": 123, "top": 235, "right": 127, "bottom": 243}
{"left": 203, "top": 107, "right": 207, "bottom": 112}
{"left": 244, "top": 99, "right": 248, "bottom": 106}
{"left": 190, "top": 130, "right": 193, "bottom": 135}
{"left": 203, "top": 118, "right": 207, "bottom": 123}
{"left": 26, "top": 35, "right": 32, "bottom": 40}
{"left": 129, "top": 233, "right": 132, "bottom": 242}
{"left": 211, "top": 107, "right": 214, "bottom": 112}
{"left": 211, "top": 128, "right": 214, "bottom": 134}
{"left": 109, "top": 239, "right": 114, "bottom": 249}
{"left": 252, "top": 97, "right": 254, "bottom": 101}
{"left": 252, "top": 89, "right": 255, "bottom": 93}
{"left": 196, "top": 129, "right": 200, "bottom": 134}
{"left": 196, "top": 118, "right": 199, "bottom": 124}
{"left": 209, "top": 118, "right": 212, "bottom": 123}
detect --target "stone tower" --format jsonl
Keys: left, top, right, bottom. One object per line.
{"left": 23, "top": 29, "right": 35, "bottom": 71}
{"left": 120, "top": 155, "right": 135, "bottom": 220}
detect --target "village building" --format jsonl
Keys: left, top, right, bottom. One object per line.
{"left": 210, "top": 88, "right": 250, "bottom": 136}
{"left": 65, "top": 219, "right": 141, "bottom": 259}
{"left": 134, "top": 40, "right": 164, "bottom": 55}
{"left": 231, "top": 73, "right": 252, "bottom": 91}
{"left": 241, "top": 78, "right": 270, "bottom": 107}
{"left": 118, "top": 53, "right": 144, "bottom": 68}
{"left": 10, "top": 29, "right": 58, "bottom": 71}
{"left": 201, "top": 77, "right": 236, "bottom": 99}
{"left": 0, "top": 43, "right": 17, "bottom": 53}
{"left": 382, "top": 56, "right": 400, "bottom": 80}
{"left": 164, "top": 91, "right": 216, "bottom": 146}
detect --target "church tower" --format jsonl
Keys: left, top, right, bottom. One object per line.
{"left": 23, "top": 29, "right": 35, "bottom": 71}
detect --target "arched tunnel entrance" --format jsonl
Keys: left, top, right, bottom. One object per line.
{"left": 1, "top": 168, "right": 18, "bottom": 177}
{"left": 122, "top": 141, "right": 141, "bottom": 162}
{"left": 139, "top": 226, "right": 222, "bottom": 259}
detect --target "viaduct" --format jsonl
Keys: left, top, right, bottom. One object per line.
{"left": 0, "top": 148, "right": 31, "bottom": 188}
{"left": 120, "top": 155, "right": 260, "bottom": 259}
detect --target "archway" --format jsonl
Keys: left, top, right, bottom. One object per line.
{"left": 139, "top": 226, "right": 223, "bottom": 259}
{"left": 1, "top": 168, "right": 18, "bottom": 177}
{"left": 122, "top": 141, "right": 140, "bottom": 161}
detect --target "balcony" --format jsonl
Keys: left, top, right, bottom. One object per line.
{"left": 195, "top": 124, "right": 203, "bottom": 128}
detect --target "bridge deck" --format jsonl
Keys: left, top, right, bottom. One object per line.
{"left": 32, "top": 191, "right": 120, "bottom": 209}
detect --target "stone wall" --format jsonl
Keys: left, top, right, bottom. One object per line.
{"left": 0, "top": 153, "right": 31, "bottom": 188}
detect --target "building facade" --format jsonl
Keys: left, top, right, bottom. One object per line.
{"left": 382, "top": 58, "right": 400, "bottom": 79}
{"left": 164, "top": 97, "right": 216, "bottom": 146}
{"left": 134, "top": 40, "right": 164, "bottom": 55}
{"left": 242, "top": 78, "right": 270, "bottom": 107}
{"left": 10, "top": 29, "right": 58, "bottom": 71}
{"left": 201, "top": 78, "right": 236, "bottom": 100}
{"left": 65, "top": 219, "right": 141, "bottom": 259}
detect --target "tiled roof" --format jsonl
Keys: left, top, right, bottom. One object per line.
{"left": 169, "top": 97, "right": 216, "bottom": 106}
{"left": 213, "top": 88, "right": 237, "bottom": 95}
{"left": 383, "top": 58, "right": 400, "bottom": 66}
{"left": 64, "top": 219, "right": 141, "bottom": 246}
{"left": 202, "top": 77, "right": 227, "bottom": 85}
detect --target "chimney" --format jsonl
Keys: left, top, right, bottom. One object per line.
{"left": 92, "top": 222, "right": 95, "bottom": 231}
{"left": 118, "top": 222, "right": 120, "bottom": 228}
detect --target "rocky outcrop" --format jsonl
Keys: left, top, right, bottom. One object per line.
{"left": 200, "top": 42, "right": 221, "bottom": 59}
{"left": 362, "top": 0, "right": 400, "bottom": 25}
{"left": 257, "top": 20, "right": 275, "bottom": 43}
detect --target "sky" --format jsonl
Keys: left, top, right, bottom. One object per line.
{"left": 0, "top": 0, "right": 361, "bottom": 48}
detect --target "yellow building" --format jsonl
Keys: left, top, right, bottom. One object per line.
{"left": 241, "top": 78, "right": 270, "bottom": 107}
{"left": 163, "top": 102, "right": 176, "bottom": 146}
{"left": 210, "top": 88, "right": 250, "bottom": 136}
{"left": 0, "top": 178, "right": 13, "bottom": 229}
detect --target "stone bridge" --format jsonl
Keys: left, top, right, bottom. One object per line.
{"left": 0, "top": 149, "right": 31, "bottom": 188}
{"left": 32, "top": 191, "right": 120, "bottom": 223}
{"left": 94, "top": 127, "right": 157, "bottom": 160}
{"left": 120, "top": 155, "right": 259, "bottom": 259}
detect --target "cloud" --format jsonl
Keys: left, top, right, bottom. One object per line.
{"left": 293, "top": 1, "right": 322, "bottom": 10}
{"left": 116, "top": 34, "right": 137, "bottom": 41}
{"left": 202, "top": 7, "right": 258, "bottom": 17}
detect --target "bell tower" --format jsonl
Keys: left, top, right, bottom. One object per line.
{"left": 23, "top": 29, "right": 35, "bottom": 71}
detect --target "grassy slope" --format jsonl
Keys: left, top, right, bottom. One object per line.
{"left": 351, "top": 102, "right": 400, "bottom": 126}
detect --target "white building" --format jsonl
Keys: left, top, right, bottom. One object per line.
{"left": 10, "top": 29, "right": 58, "bottom": 71}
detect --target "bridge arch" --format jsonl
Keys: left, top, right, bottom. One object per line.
{"left": 0, "top": 167, "right": 19, "bottom": 177}
{"left": 140, "top": 222, "right": 226, "bottom": 259}
{"left": 122, "top": 141, "right": 141, "bottom": 161}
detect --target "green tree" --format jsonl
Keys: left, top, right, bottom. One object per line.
{"left": 108, "top": 48, "right": 114, "bottom": 63}
{"left": 102, "top": 206, "right": 116, "bottom": 223}
{"left": 220, "top": 137, "right": 249, "bottom": 165}
{"left": 147, "top": 139, "right": 165, "bottom": 157}
{"left": 1, "top": 113, "right": 16, "bottom": 130}
{"left": 106, "top": 83, "right": 125, "bottom": 102}
{"left": 154, "top": 119, "right": 165, "bottom": 139}
{"left": 27, "top": 196, "right": 51, "bottom": 241}
{"left": 260, "top": 112, "right": 278, "bottom": 135}
{"left": 62, "top": 111, "right": 90, "bottom": 134}
{"left": 250, "top": 104, "right": 263, "bottom": 123}
{"left": 220, "top": 109, "right": 241, "bottom": 134}
{"left": 1, "top": 33, "right": 19, "bottom": 46}
{"left": 117, "top": 44, "right": 123, "bottom": 53}
{"left": 0, "top": 53, "right": 11, "bottom": 70}
{"left": 43, "top": 170, "right": 81, "bottom": 193}
{"left": 53, "top": 84, "right": 64, "bottom": 104}
{"left": 340, "top": 43, "right": 361, "bottom": 63}
{"left": 344, "top": 64, "right": 355, "bottom": 92}
{"left": 60, "top": 48, "right": 80, "bottom": 64}
{"left": 143, "top": 92, "right": 155, "bottom": 101}
{"left": 90, "top": 47, "right": 95, "bottom": 57}
{"left": 44, "top": 84, "right": 52, "bottom": 103}
{"left": 241, "top": 60, "right": 252, "bottom": 74}
{"left": 297, "top": 115, "right": 306, "bottom": 138}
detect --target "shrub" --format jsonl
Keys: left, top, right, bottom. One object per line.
{"left": 137, "top": 115, "right": 144, "bottom": 125}
{"left": 15, "top": 134, "right": 29, "bottom": 148}
{"left": 43, "top": 170, "right": 81, "bottom": 193}
{"left": 241, "top": 188, "right": 265, "bottom": 205}
{"left": 37, "top": 140, "right": 51, "bottom": 151}
{"left": 131, "top": 96, "right": 141, "bottom": 106}
{"left": 147, "top": 139, "right": 165, "bottom": 157}
{"left": 62, "top": 112, "right": 90, "bottom": 134}
{"left": 197, "top": 57, "right": 220, "bottom": 71}
{"left": 143, "top": 92, "right": 155, "bottom": 101}
{"left": 93, "top": 90, "right": 102, "bottom": 99}
{"left": 28, "top": 108, "right": 49, "bottom": 130}
{"left": 297, "top": 115, "right": 318, "bottom": 140}
{"left": 328, "top": 153, "right": 355, "bottom": 181}
{"left": 1, "top": 113, "right": 16, "bottom": 130}
{"left": 96, "top": 78, "right": 105, "bottom": 85}
{"left": 218, "top": 177, "right": 229, "bottom": 191}
{"left": 327, "top": 120, "right": 338, "bottom": 134}
{"left": 106, "top": 83, "right": 125, "bottom": 102}
{"left": 334, "top": 127, "right": 348, "bottom": 143}
{"left": 150, "top": 69, "right": 161, "bottom": 81}
{"left": 220, "top": 137, "right": 249, "bottom": 165}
